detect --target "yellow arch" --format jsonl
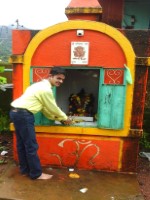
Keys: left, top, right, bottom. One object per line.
{"left": 23, "top": 20, "right": 135, "bottom": 137}
{"left": 24, "top": 20, "right": 135, "bottom": 89}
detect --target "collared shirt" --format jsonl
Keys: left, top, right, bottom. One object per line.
{"left": 11, "top": 79, "right": 68, "bottom": 121}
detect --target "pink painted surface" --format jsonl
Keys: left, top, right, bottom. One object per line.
{"left": 12, "top": 64, "right": 23, "bottom": 99}
{"left": 67, "top": 0, "right": 101, "bottom": 8}
{"left": 12, "top": 30, "right": 31, "bottom": 54}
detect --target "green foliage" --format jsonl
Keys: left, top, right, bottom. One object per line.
{"left": 0, "top": 66, "right": 5, "bottom": 73}
{"left": 0, "top": 108, "right": 10, "bottom": 133}
{"left": 140, "top": 108, "right": 150, "bottom": 150}
{"left": 140, "top": 132, "right": 150, "bottom": 150}
{"left": 0, "top": 76, "right": 7, "bottom": 84}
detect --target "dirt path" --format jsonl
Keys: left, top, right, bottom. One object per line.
{"left": 137, "top": 156, "right": 150, "bottom": 200}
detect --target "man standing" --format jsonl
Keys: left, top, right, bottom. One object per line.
{"left": 10, "top": 67, "right": 72, "bottom": 180}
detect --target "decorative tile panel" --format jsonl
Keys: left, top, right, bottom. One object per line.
{"left": 32, "top": 67, "right": 50, "bottom": 82}
{"left": 104, "top": 69, "right": 124, "bottom": 84}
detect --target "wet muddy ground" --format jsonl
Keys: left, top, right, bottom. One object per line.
{"left": 0, "top": 134, "right": 149, "bottom": 200}
{"left": 0, "top": 161, "right": 144, "bottom": 200}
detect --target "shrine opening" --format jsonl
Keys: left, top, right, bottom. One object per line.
{"left": 10, "top": 0, "right": 148, "bottom": 173}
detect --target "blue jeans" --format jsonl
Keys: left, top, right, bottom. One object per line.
{"left": 9, "top": 108, "right": 42, "bottom": 179}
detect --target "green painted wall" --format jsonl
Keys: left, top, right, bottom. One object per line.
{"left": 122, "top": 0, "right": 150, "bottom": 29}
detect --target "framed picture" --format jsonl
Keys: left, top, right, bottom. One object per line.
{"left": 71, "top": 42, "right": 89, "bottom": 65}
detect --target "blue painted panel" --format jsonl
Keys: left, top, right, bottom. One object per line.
{"left": 34, "top": 112, "right": 55, "bottom": 126}
{"left": 98, "top": 85, "right": 112, "bottom": 128}
{"left": 98, "top": 69, "right": 126, "bottom": 129}
{"left": 98, "top": 85, "right": 125, "bottom": 129}
{"left": 122, "top": 0, "right": 150, "bottom": 29}
{"left": 34, "top": 112, "right": 42, "bottom": 125}
{"left": 110, "top": 86, "right": 125, "bottom": 129}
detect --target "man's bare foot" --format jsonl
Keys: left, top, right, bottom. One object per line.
{"left": 22, "top": 174, "right": 28, "bottom": 177}
{"left": 37, "top": 173, "right": 53, "bottom": 180}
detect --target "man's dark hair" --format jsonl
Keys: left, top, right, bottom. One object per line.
{"left": 50, "top": 67, "right": 66, "bottom": 76}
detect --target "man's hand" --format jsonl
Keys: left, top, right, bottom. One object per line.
{"left": 61, "top": 118, "right": 74, "bottom": 125}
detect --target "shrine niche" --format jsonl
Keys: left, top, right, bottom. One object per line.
{"left": 10, "top": 20, "right": 138, "bottom": 172}
{"left": 68, "top": 89, "right": 95, "bottom": 117}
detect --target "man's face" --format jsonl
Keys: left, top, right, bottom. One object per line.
{"left": 49, "top": 74, "right": 65, "bottom": 87}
